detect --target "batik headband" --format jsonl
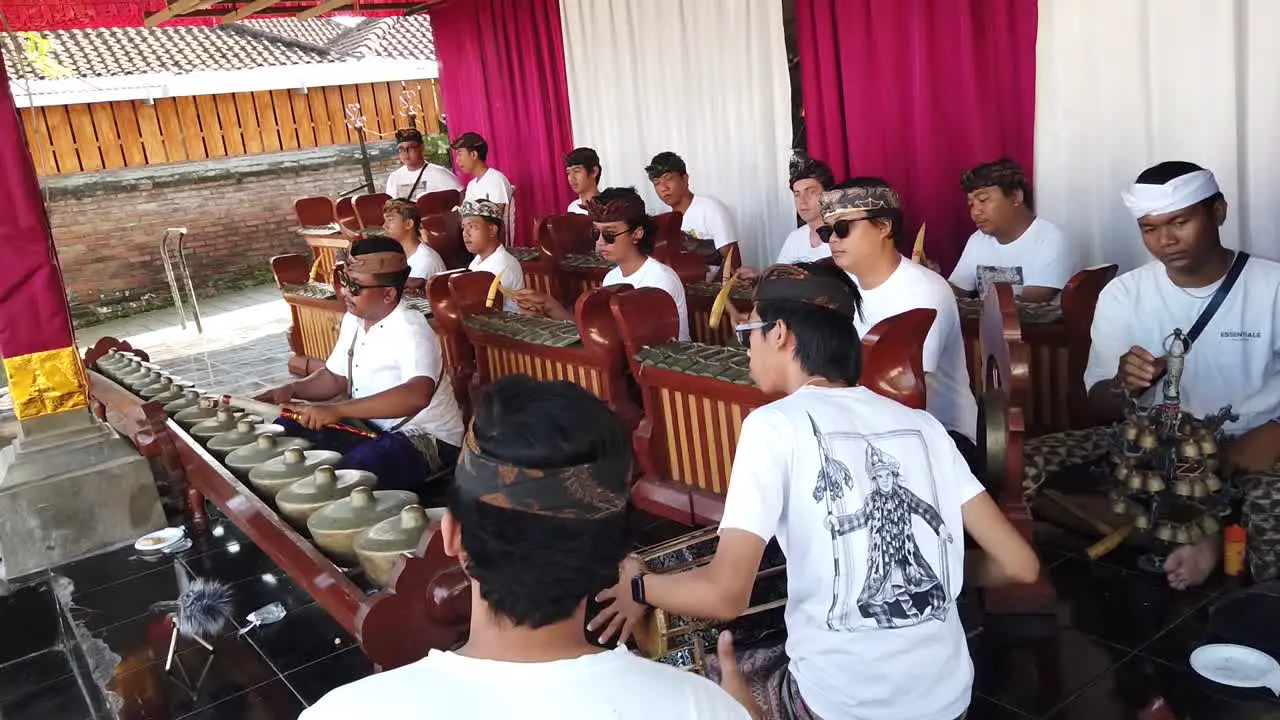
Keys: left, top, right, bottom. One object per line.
{"left": 1121, "top": 170, "right": 1220, "bottom": 219}
{"left": 454, "top": 428, "right": 630, "bottom": 520}
{"left": 753, "top": 264, "right": 858, "bottom": 319}
{"left": 960, "top": 159, "right": 1027, "bottom": 194}
{"left": 819, "top": 185, "right": 901, "bottom": 223}
{"left": 346, "top": 251, "right": 408, "bottom": 274}
{"left": 584, "top": 191, "right": 646, "bottom": 224}
{"left": 456, "top": 199, "right": 503, "bottom": 224}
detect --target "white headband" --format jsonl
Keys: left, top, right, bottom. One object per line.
{"left": 1121, "top": 169, "right": 1220, "bottom": 219}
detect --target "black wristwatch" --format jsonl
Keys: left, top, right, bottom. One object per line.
{"left": 630, "top": 571, "right": 650, "bottom": 607}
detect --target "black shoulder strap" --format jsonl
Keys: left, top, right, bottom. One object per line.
{"left": 1184, "top": 251, "right": 1250, "bottom": 345}
{"left": 404, "top": 163, "right": 429, "bottom": 200}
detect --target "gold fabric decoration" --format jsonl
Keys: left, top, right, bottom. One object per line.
{"left": 4, "top": 346, "right": 89, "bottom": 419}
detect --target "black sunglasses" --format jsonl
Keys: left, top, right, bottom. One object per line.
{"left": 817, "top": 218, "right": 862, "bottom": 244}
{"left": 734, "top": 320, "right": 776, "bottom": 347}
{"left": 592, "top": 226, "right": 635, "bottom": 244}
{"left": 338, "top": 268, "right": 396, "bottom": 297}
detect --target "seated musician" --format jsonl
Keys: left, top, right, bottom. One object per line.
{"left": 821, "top": 178, "right": 979, "bottom": 458}
{"left": 382, "top": 199, "right": 445, "bottom": 294}
{"left": 646, "top": 151, "right": 740, "bottom": 280}
{"left": 385, "top": 128, "right": 463, "bottom": 200}
{"left": 512, "top": 187, "right": 691, "bottom": 341}
{"left": 453, "top": 131, "right": 515, "bottom": 235}
{"left": 590, "top": 263, "right": 1040, "bottom": 720}
{"left": 1084, "top": 161, "right": 1280, "bottom": 589}
{"left": 942, "top": 159, "right": 1077, "bottom": 302}
{"left": 734, "top": 156, "right": 836, "bottom": 286}
{"left": 462, "top": 198, "right": 525, "bottom": 314}
{"left": 256, "top": 237, "right": 465, "bottom": 492}
{"left": 301, "top": 376, "right": 754, "bottom": 720}
{"left": 565, "top": 146, "right": 602, "bottom": 214}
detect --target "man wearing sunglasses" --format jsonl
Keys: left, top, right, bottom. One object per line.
{"left": 385, "top": 128, "right": 462, "bottom": 201}
{"left": 513, "top": 187, "right": 690, "bottom": 341}
{"left": 646, "top": 151, "right": 740, "bottom": 281}
{"left": 256, "top": 236, "right": 465, "bottom": 493}
{"left": 462, "top": 198, "right": 525, "bottom": 313}
{"left": 590, "top": 262, "right": 1040, "bottom": 720}
{"left": 819, "top": 179, "right": 979, "bottom": 465}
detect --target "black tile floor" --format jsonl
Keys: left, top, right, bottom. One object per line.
{"left": 1, "top": 514, "right": 1277, "bottom": 719}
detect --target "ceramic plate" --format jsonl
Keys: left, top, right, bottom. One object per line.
{"left": 1190, "top": 644, "right": 1280, "bottom": 695}
{"left": 134, "top": 526, "right": 186, "bottom": 553}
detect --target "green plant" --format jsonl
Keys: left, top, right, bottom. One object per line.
{"left": 423, "top": 132, "right": 450, "bottom": 167}
{"left": 16, "top": 32, "right": 71, "bottom": 80}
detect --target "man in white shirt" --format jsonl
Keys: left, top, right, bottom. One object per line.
{"left": 943, "top": 159, "right": 1077, "bottom": 302}
{"left": 452, "top": 132, "right": 516, "bottom": 242}
{"left": 776, "top": 156, "right": 836, "bottom": 265}
{"left": 513, "top": 187, "right": 690, "bottom": 341}
{"left": 382, "top": 198, "right": 446, "bottom": 294}
{"left": 565, "top": 147, "right": 601, "bottom": 215}
{"left": 1084, "top": 161, "right": 1280, "bottom": 589}
{"left": 821, "top": 178, "right": 979, "bottom": 456}
{"left": 302, "top": 375, "right": 755, "bottom": 720}
{"left": 255, "top": 237, "right": 465, "bottom": 492}
{"left": 463, "top": 198, "right": 525, "bottom": 313}
{"left": 385, "top": 128, "right": 463, "bottom": 200}
{"left": 589, "top": 263, "right": 1040, "bottom": 720}
{"left": 646, "top": 151, "right": 739, "bottom": 280}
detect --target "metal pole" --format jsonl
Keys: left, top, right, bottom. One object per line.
{"left": 356, "top": 126, "right": 375, "bottom": 195}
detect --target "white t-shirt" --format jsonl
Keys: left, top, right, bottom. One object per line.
{"left": 324, "top": 300, "right": 465, "bottom": 446}
{"left": 465, "top": 167, "right": 516, "bottom": 240}
{"left": 299, "top": 647, "right": 750, "bottom": 720}
{"left": 567, "top": 198, "right": 589, "bottom": 215}
{"left": 777, "top": 225, "right": 832, "bottom": 265}
{"left": 680, "top": 194, "right": 738, "bottom": 254}
{"left": 720, "top": 385, "right": 982, "bottom": 720}
{"left": 602, "top": 257, "right": 690, "bottom": 341}
{"left": 852, "top": 257, "right": 977, "bottom": 441}
{"left": 385, "top": 163, "right": 462, "bottom": 200}
{"left": 468, "top": 245, "right": 526, "bottom": 314}
{"left": 948, "top": 217, "right": 1077, "bottom": 296}
{"left": 1084, "top": 255, "right": 1280, "bottom": 435}
{"left": 408, "top": 243, "right": 446, "bottom": 281}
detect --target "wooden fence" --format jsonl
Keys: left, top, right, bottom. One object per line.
{"left": 21, "top": 78, "right": 442, "bottom": 176}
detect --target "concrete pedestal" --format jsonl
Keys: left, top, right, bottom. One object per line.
{"left": 0, "top": 408, "right": 164, "bottom": 579}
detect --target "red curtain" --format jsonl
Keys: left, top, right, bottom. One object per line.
{"left": 0, "top": 60, "right": 77, "bottom": 359}
{"left": 796, "top": 0, "right": 1038, "bottom": 273}
{"left": 429, "top": 0, "right": 575, "bottom": 247}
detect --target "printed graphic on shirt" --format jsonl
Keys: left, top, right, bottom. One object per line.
{"left": 975, "top": 265, "right": 1025, "bottom": 296}
{"left": 809, "top": 415, "right": 955, "bottom": 631}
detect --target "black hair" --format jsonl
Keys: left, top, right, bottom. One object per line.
{"left": 1135, "top": 161, "right": 1225, "bottom": 210}
{"left": 960, "top": 158, "right": 1035, "bottom": 212}
{"left": 382, "top": 198, "right": 422, "bottom": 234}
{"left": 450, "top": 132, "right": 489, "bottom": 162}
{"left": 564, "top": 147, "right": 602, "bottom": 183}
{"left": 828, "top": 176, "right": 905, "bottom": 244}
{"left": 448, "top": 375, "right": 632, "bottom": 629}
{"left": 395, "top": 128, "right": 424, "bottom": 145}
{"left": 756, "top": 261, "right": 863, "bottom": 386}
{"left": 645, "top": 151, "right": 687, "bottom": 181}
{"left": 788, "top": 156, "right": 835, "bottom": 192}
{"left": 594, "top": 186, "right": 655, "bottom": 256}
{"left": 350, "top": 235, "right": 410, "bottom": 300}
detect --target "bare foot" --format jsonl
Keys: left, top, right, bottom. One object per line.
{"left": 1164, "top": 537, "right": 1219, "bottom": 590}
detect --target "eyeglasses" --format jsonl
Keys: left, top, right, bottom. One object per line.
{"left": 592, "top": 226, "right": 635, "bottom": 244}
{"left": 817, "top": 218, "right": 860, "bottom": 244}
{"left": 396, "top": 143, "right": 421, "bottom": 154}
{"left": 338, "top": 268, "right": 396, "bottom": 297}
{"left": 734, "top": 320, "right": 775, "bottom": 347}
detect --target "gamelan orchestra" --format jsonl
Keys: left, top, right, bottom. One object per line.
{"left": 82, "top": 127, "right": 1280, "bottom": 720}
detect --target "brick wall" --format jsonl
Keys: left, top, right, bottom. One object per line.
{"left": 46, "top": 143, "right": 402, "bottom": 327}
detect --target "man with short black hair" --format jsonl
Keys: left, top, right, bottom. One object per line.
{"left": 301, "top": 376, "right": 754, "bottom": 720}
{"left": 462, "top": 198, "right": 524, "bottom": 314}
{"left": 591, "top": 263, "right": 1040, "bottom": 720}
{"left": 256, "top": 236, "right": 464, "bottom": 492}
{"left": 386, "top": 127, "right": 462, "bottom": 200}
{"left": 513, "top": 187, "right": 689, "bottom": 341}
{"left": 452, "top": 131, "right": 515, "bottom": 237}
{"left": 945, "top": 159, "right": 1077, "bottom": 302}
{"left": 565, "top": 147, "right": 602, "bottom": 214}
{"left": 646, "top": 151, "right": 739, "bottom": 279}
{"left": 1084, "top": 160, "right": 1280, "bottom": 589}
{"left": 382, "top": 198, "right": 445, "bottom": 293}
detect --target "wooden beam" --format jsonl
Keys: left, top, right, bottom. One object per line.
{"left": 222, "top": 0, "right": 286, "bottom": 23}
{"left": 143, "top": 0, "right": 217, "bottom": 27}
{"left": 296, "top": 0, "right": 355, "bottom": 21}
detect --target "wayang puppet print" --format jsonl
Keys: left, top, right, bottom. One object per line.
{"left": 809, "top": 415, "right": 957, "bottom": 631}
{"left": 975, "top": 264, "right": 1025, "bottom": 297}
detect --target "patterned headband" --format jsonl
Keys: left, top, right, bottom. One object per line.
{"left": 454, "top": 428, "right": 630, "bottom": 519}
{"left": 584, "top": 193, "right": 646, "bottom": 225}
{"left": 346, "top": 250, "right": 408, "bottom": 274}
{"left": 754, "top": 264, "right": 858, "bottom": 319}
{"left": 960, "top": 160, "right": 1027, "bottom": 194}
{"left": 819, "top": 185, "right": 900, "bottom": 223}
{"left": 457, "top": 199, "right": 503, "bottom": 224}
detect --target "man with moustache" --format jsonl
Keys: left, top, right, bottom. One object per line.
{"left": 385, "top": 127, "right": 463, "bottom": 200}
{"left": 646, "top": 151, "right": 740, "bottom": 279}
{"left": 256, "top": 236, "right": 465, "bottom": 492}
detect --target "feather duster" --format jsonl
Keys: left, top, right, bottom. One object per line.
{"left": 150, "top": 577, "right": 234, "bottom": 641}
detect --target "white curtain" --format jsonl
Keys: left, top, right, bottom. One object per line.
{"left": 559, "top": 0, "right": 794, "bottom": 267}
{"left": 1035, "top": 0, "right": 1280, "bottom": 272}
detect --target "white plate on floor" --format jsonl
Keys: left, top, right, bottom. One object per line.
{"left": 134, "top": 527, "right": 186, "bottom": 554}
{"left": 1190, "top": 644, "right": 1280, "bottom": 696}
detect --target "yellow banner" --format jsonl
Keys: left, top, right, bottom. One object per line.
{"left": 3, "top": 346, "right": 88, "bottom": 420}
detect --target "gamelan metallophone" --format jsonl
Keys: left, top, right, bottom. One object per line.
{"left": 83, "top": 339, "right": 472, "bottom": 671}
{"left": 683, "top": 281, "right": 754, "bottom": 346}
